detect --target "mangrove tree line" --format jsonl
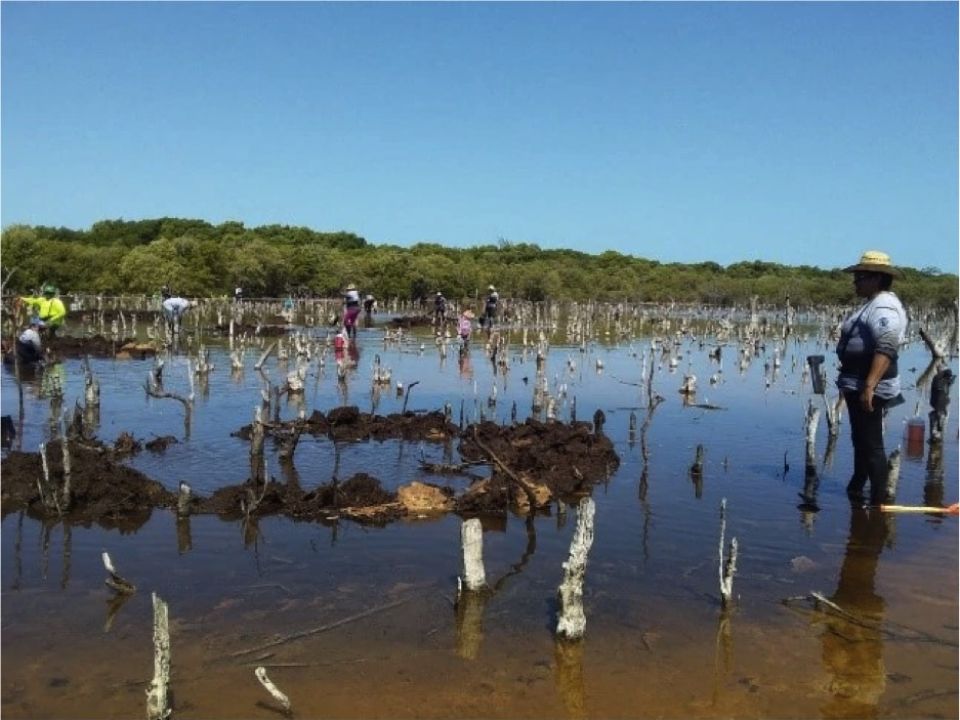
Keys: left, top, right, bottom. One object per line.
{"left": 1, "top": 218, "right": 955, "bottom": 307}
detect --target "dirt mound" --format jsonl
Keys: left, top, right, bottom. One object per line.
{"left": 49, "top": 335, "right": 151, "bottom": 359}
{"left": 196, "top": 473, "right": 401, "bottom": 525}
{"left": 454, "top": 418, "right": 620, "bottom": 515}
{"left": 1, "top": 440, "right": 176, "bottom": 530}
{"left": 0, "top": 413, "right": 620, "bottom": 529}
{"left": 234, "top": 407, "right": 458, "bottom": 443}
{"left": 145, "top": 435, "right": 178, "bottom": 452}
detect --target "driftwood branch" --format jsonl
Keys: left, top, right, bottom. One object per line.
{"left": 102, "top": 551, "right": 136, "bottom": 594}
{"left": 254, "top": 666, "right": 291, "bottom": 714}
{"left": 254, "top": 341, "right": 278, "bottom": 371}
{"left": 144, "top": 379, "right": 193, "bottom": 431}
{"left": 471, "top": 426, "right": 541, "bottom": 509}
{"left": 918, "top": 327, "right": 946, "bottom": 360}
{"left": 229, "top": 596, "right": 412, "bottom": 658}
{"left": 783, "top": 592, "right": 957, "bottom": 647}
{"left": 401, "top": 380, "right": 421, "bottom": 414}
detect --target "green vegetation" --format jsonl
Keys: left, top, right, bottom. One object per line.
{"left": 2, "top": 219, "right": 956, "bottom": 307}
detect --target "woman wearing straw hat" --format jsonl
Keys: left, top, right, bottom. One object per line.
{"left": 836, "top": 250, "right": 907, "bottom": 505}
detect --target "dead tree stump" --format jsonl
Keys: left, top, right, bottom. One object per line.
{"left": 556, "top": 497, "right": 596, "bottom": 640}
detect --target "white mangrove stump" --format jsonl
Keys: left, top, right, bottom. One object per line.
{"left": 718, "top": 499, "right": 738, "bottom": 609}
{"left": 928, "top": 368, "right": 955, "bottom": 444}
{"left": 102, "top": 551, "right": 136, "bottom": 595}
{"left": 145, "top": 592, "right": 172, "bottom": 720}
{"left": 556, "top": 497, "right": 596, "bottom": 640}
{"left": 884, "top": 448, "right": 901, "bottom": 503}
{"left": 177, "top": 481, "right": 192, "bottom": 517}
{"left": 459, "top": 518, "right": 486, "bottom": 592}
{"left": 804, "top": 400, "right": 821, "bottom": 476}
{"left": 255, "top": 666, "right": 292, "bottom": 714}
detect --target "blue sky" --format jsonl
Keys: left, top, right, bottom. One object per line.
{"left": 2, "top": 1, "right": 957, "bottom": 272}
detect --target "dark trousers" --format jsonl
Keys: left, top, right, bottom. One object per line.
{"left": 843, "top": 392, "right": 890, "bottom": 505}
{"left": 15, "top": 339, "right": 42, "bottom": 365}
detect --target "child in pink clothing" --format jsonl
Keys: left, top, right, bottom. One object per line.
{"left": 458, "top": 310, "right": 474, "bottom": 350}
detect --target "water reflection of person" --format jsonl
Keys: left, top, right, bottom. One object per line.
{"left": 458, "top": 349, "right": 473, "bottom": 380}
{"left": 820, "top": 507, "right": 892, "bottom": 719}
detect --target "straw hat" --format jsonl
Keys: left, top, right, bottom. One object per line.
{"left": 345, "top": 283, "right": 357, "bottom": 291}
{"left": 842, "top": 250, "right": 899, "bottom": 276}
{"left": 488, "top": 285, "right": 496, "bottom": 291}
{"left": 463, "top": 309, "right": 475, "bottom": 319}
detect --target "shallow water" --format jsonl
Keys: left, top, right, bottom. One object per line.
{"left": 2, "top": 319, "right": 957, "bottom": 719}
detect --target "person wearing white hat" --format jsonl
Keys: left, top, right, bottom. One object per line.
{"left": 836, "top": 250, "right": 907, "bottom": 505}
{"left": 342, "top": 284, "right": 362, "bottom": 340}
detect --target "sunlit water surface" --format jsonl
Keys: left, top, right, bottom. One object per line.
{"left": 2, "top": 319, "right": 957, "bottom": 719}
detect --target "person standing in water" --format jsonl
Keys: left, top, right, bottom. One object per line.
{"left": 835, "top": 251, "right": 907, "bottom": 506}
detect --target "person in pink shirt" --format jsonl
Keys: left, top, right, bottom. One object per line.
{"left": 458, "top": 309, "right": 474, "bottom": 351}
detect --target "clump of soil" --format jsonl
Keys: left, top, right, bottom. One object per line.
{"left": 113, "top": 432, "right": 142, "bottom": 455}
{"left": 145, "top": 435, "right": 178, "bottom": 452}
{"left": 234, "top": 407, "right": 458, "bottom": 443}
{"left": 1, "top": 440, "right": 176, "bottom": 530}
{"left": 454, "top": 418, "right": 620, "bottom": 515}
{"left": 49, "top": 335, "right": 146, "bottom": 359}
{"left": 197, "top": 473, "right": 402, "bottom": 525}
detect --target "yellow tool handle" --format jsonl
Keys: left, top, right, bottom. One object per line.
{"left": 879, "top": 503, "right": 959, "bottom": 515}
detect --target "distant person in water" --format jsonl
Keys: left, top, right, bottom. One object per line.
{"left": 19, "top": 284, "right": 66, "bottom": 337}
{"left": 15, "top": 318, "right": 45, "bottom": 365}
{"left": 458, "top": 309, "right": 474, "bottom": 351}
{"left": 836, "top": 250, "right": 907, "bottom": 506}
{"left": 343, "top": 284, "right": 362, "bottom": 340}
{"left": 483, "top": 285, "right": 499, "bottom": 329}
{"left": 162, "top": 292, "right": 195, "bottom": 336}
{"left": 434, "top": 291, "right": 447, "bottom": 327}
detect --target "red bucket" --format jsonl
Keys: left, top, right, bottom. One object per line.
{"left": 905, "top": 417, "right": 925, "bottom": 458}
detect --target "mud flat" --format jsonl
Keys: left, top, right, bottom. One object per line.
{"left": 1, "top": 411, "right": 620, "bottom": 528}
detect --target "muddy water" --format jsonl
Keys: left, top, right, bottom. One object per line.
{"left": 2, "top": 323, "right": 957, "bottom": 719}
